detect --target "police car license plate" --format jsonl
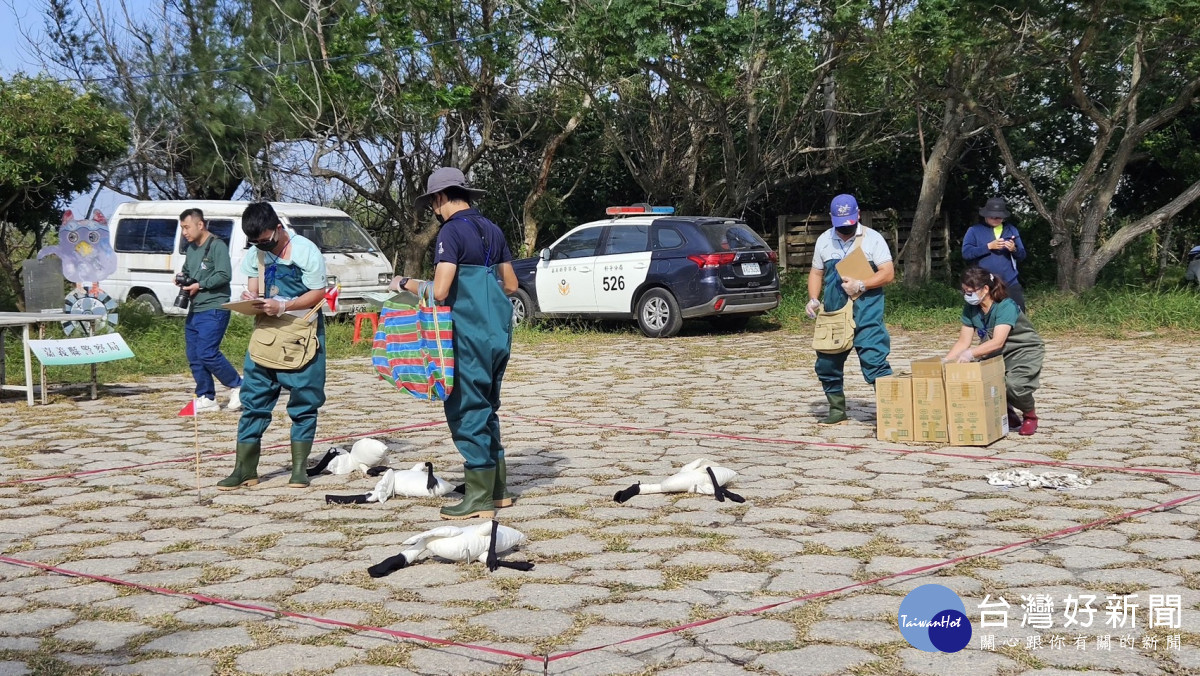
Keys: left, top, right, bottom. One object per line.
{"left": 741, "top": 262, "right": 761, "bottom": 276}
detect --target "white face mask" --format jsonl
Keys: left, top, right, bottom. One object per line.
{"left": 964, "top": 291, "right": 983, "bottom": 306}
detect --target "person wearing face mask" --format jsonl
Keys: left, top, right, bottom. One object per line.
{"left": 962, "top": 197, "right": 1027, "bottom": 311}
{"left": 390, "top": 167, "right": 519, "bottom": 519}
{"left": 806, "top": 194, "right": 896, "bottom": 424}
{"left": 943, "top": 266, "right": 1045, "bottom": 436}
{"left": 217, "top": 202, "right": 329, "bottom": 490}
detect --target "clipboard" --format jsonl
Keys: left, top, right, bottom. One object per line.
{"left": 835, "top": 241, "right": 873, "bottom": 281}
{"left": 221, "top": 299, "right": 267, "bottom": 316}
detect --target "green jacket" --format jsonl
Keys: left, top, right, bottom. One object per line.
{"left": 181, "top": 234, "right": 232, "bottom": 313}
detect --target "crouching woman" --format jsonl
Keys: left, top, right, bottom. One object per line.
{"left": 943, "top": 266, "right": 1046, "bottom": 436}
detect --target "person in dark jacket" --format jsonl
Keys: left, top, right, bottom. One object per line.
{"left": 179, "top": 208, "right": 242, "bottom": 413}
{"left": 962, "top": 197, "right": 1027, "bottom": 311}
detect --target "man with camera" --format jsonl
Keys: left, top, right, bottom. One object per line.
{"left": 179, "top": 208, "right": 242, "bottom": 413}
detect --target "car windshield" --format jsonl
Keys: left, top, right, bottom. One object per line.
{"left": 288, "top": 216, "right": 379, "bottom": 253}
{"left": 697, "top": 222, "right": 770, "bottom": 251}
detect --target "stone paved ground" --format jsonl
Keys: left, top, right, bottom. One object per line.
{"left": 0, "top": 329, "right": 1199, "bottom": 676}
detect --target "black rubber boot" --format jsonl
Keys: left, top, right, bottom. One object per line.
{"left": 821, "top": 392, "right": 848, "bottom": 425}
{"left": 440, "top": 468, "right": 497, "bottom": 520}
{"left": 217, "top": 442, "right": 260, "bottom": 490}
{"left": 287, "top": 440, "right": 313, "bottom": 488}
{"left": 494, "top": 457, "right": 514, "bottom": 508}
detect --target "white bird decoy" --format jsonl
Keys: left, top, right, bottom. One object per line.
{"left": 613, "top": 458, "right": 745, "bottom": 504}
{"left": 308, "top": 438, "right": 390, "bottom": 478}
{"left": 367, "top": 520, "right": 533, "bottom": 577}
{"left": 325, "top": 462, "right": 454, "bottom": 505}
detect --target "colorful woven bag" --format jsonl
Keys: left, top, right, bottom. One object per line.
{"left": 372, "top": 289, "right": 455, "bottom": 401}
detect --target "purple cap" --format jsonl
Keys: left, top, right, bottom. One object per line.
{"left": 830, "top": 194, "right": 859, "bottom": 227}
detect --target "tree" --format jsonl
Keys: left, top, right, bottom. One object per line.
{"left": 574, "top": 0, "right": 903, "bottom": 217}
{"left": 40, "top": 0, "right": 279, "bottom": 200}
{"left": 262, "top": 0, "right": 524, "bottom": 274}
{"left": 0, "top": 76, "right": 127, "bottom": 308}
{"left": 981, "top": 0, "right": 1200, "bottom": 291}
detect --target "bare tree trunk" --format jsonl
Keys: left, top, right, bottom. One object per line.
{"left": 522, "top": 93, "right": 592, "bottom": 256}
{"left": 402, "top": 219, "right": 441, "bottom": 277}
{"left": 1073, "top": 177, "right": 1200, "bottom": 289}
{"left": 903, "top": 100, "right": 971, "bottom": 287}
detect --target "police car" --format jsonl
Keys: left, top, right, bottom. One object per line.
{"left": 509, "top": 205, "right": 781, "bottom": 337}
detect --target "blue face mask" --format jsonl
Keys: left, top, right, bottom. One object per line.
{"left": 964, "top": 291, "right": 983, "bottom": 306}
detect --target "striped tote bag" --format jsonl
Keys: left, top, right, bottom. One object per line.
{"left": 371, "top": 291, "right": 455, "bottom": 401}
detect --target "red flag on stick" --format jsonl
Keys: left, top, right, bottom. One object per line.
{"left": 178, "top": 400, "right": 196, "bottom": 417}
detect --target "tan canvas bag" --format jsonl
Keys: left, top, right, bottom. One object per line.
{"left": 248, "top": 251, "right": 322, "bottom": 370}
{"left": 812, "top": 299, "right": 856, "bottom": 353}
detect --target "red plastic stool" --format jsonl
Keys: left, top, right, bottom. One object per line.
{"left": 352, "top": 312, "right": 380, "bottom": 344}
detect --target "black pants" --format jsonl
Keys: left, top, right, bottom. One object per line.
{"left": 1007, "top": 282, "right": 1027, "bottom": 313}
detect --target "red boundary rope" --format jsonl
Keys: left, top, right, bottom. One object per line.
{"left": 0, "top": 420, "right": 446, "bottom": 487}
{"left": 547, "top": 489, "right": 1200, "bottom": 662}
{"left": 0, "top": 554, "right": 540, "bottom": 662}
{"left": 3, "top": 490, "right": 1195, "bottom": 668}
{"left": 3, "top": 412, "right": 1197, "bottom": 669}
{"left": 503, "top": 414, "right": 1200, "bottom": 478}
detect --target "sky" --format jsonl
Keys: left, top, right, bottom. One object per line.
{"left": 1, "top": 0, "right": 157, "bottom": 219}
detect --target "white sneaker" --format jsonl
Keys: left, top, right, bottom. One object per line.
{"left": 194, "top": 397, "right": 220, "bottom": 414}
{"left": 226, "top": 387, "right": 242, "bottom": 412}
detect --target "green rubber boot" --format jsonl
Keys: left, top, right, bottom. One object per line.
{"left": 494, "top": 457, "right": 514, "bottom": 508}
{"left": 287, "top": 440, "right": 313, "bottom": 488}
{"left": 440, "top": 468, "right": 497, "bottom": 520}
{"left": 217, "top": 442, "right": 260, "bottom": 490}
{"left": 821, "top": 392, "right": 848, "bottom": 425}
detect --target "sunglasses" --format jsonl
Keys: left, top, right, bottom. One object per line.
{"left": 251, "top": 230, "right": 278, "bottom": 247}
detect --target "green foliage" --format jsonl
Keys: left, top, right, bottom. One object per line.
{"left": 768, "top": 270, "right": 1200, "bottom": 338}
{"left": 0, "top": 76, "right": 127, "bottom": 230}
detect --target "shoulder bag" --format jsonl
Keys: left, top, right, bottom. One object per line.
{"left": 812, "top": 299, "right": 856, "bottom": 353}
{"left": 248, "top": 251, "right": 323, "bottom": 370}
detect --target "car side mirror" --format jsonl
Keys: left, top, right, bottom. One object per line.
{"left": 540, "top": 248, "right": 551, "bottom": 262}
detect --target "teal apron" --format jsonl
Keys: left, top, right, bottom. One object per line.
{"left": 443, "top": 263, "right": 513, "bottom": 470}
{"left": 814, "top": 258, "right": 891, "bottom": 394}
{"left": 236, "top": 258, "right": 327, "bottom": 443}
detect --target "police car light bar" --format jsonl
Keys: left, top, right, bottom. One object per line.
{"left": 605, "top": 204, "right": 675, "bottom": 216}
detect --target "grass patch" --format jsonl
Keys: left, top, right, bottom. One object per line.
{"left": 10, "top": 278, "right": 1199, "bottom": 395}
{"left": 769, "top": 272, "right": 1200, "bottom": 337}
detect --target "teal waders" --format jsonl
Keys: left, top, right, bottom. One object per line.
{"left": 439, "top": 264, "right": 513, "bottom": 519}
{"left": 813, "top": 258, "right": 892, "bottom": 424}
{"left": 219, "top": 259, "right": 326, "bottom": 490}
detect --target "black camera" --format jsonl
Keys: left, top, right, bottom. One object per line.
{"left": 174, "top": 273, "right": 197, "bottom": 310}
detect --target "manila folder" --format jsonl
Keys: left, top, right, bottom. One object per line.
{"left": 835, "top": 244, "right": 873, "bottom": 281}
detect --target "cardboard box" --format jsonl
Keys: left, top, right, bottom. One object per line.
{"left": 876, "top": 376, "right": 914, "bottom": 442}
{"left": 944, "top": 355, "right": 1009, "bottom": 446}
{"left": 910, "top": 357, "right": 949, "bottom": 443}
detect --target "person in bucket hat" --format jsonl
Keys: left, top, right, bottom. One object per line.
{"left": 962, "top": 197, "right": 1028, "bottom": 311}
{"left": 390, "top": 167, "right": 519, "bottom": 519}
{"left": 806, "top": 194, "right": 896, "bottom": 425}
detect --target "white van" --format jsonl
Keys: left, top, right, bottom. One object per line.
{"left": 103, "top": 200, "right": 393, "bottom": 316}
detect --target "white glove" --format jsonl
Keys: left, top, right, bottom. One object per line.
{"left": 805, "top": 298, "right": 821, "bottom": 319}
{"left": 262, "top": 298, "right": 289, "bottom": 317}
{"left": 956, "top": 348, "right": 975, "bottom": 364}
{"left": 840, "top": 278, "right": 865, "bottom": 298}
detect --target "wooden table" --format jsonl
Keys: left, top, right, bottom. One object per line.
{"left": 0, "top": 312, "right": 105, "bottom": 405}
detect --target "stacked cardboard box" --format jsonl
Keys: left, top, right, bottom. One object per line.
{"left": 944, "top": 356, "right": 1009, "bottom": 445}
{"left": 875, "top": 355, "right": 1007, "bottom": 446}
{"left": 875, "top": 376, "right": 913, "bottom": 442}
